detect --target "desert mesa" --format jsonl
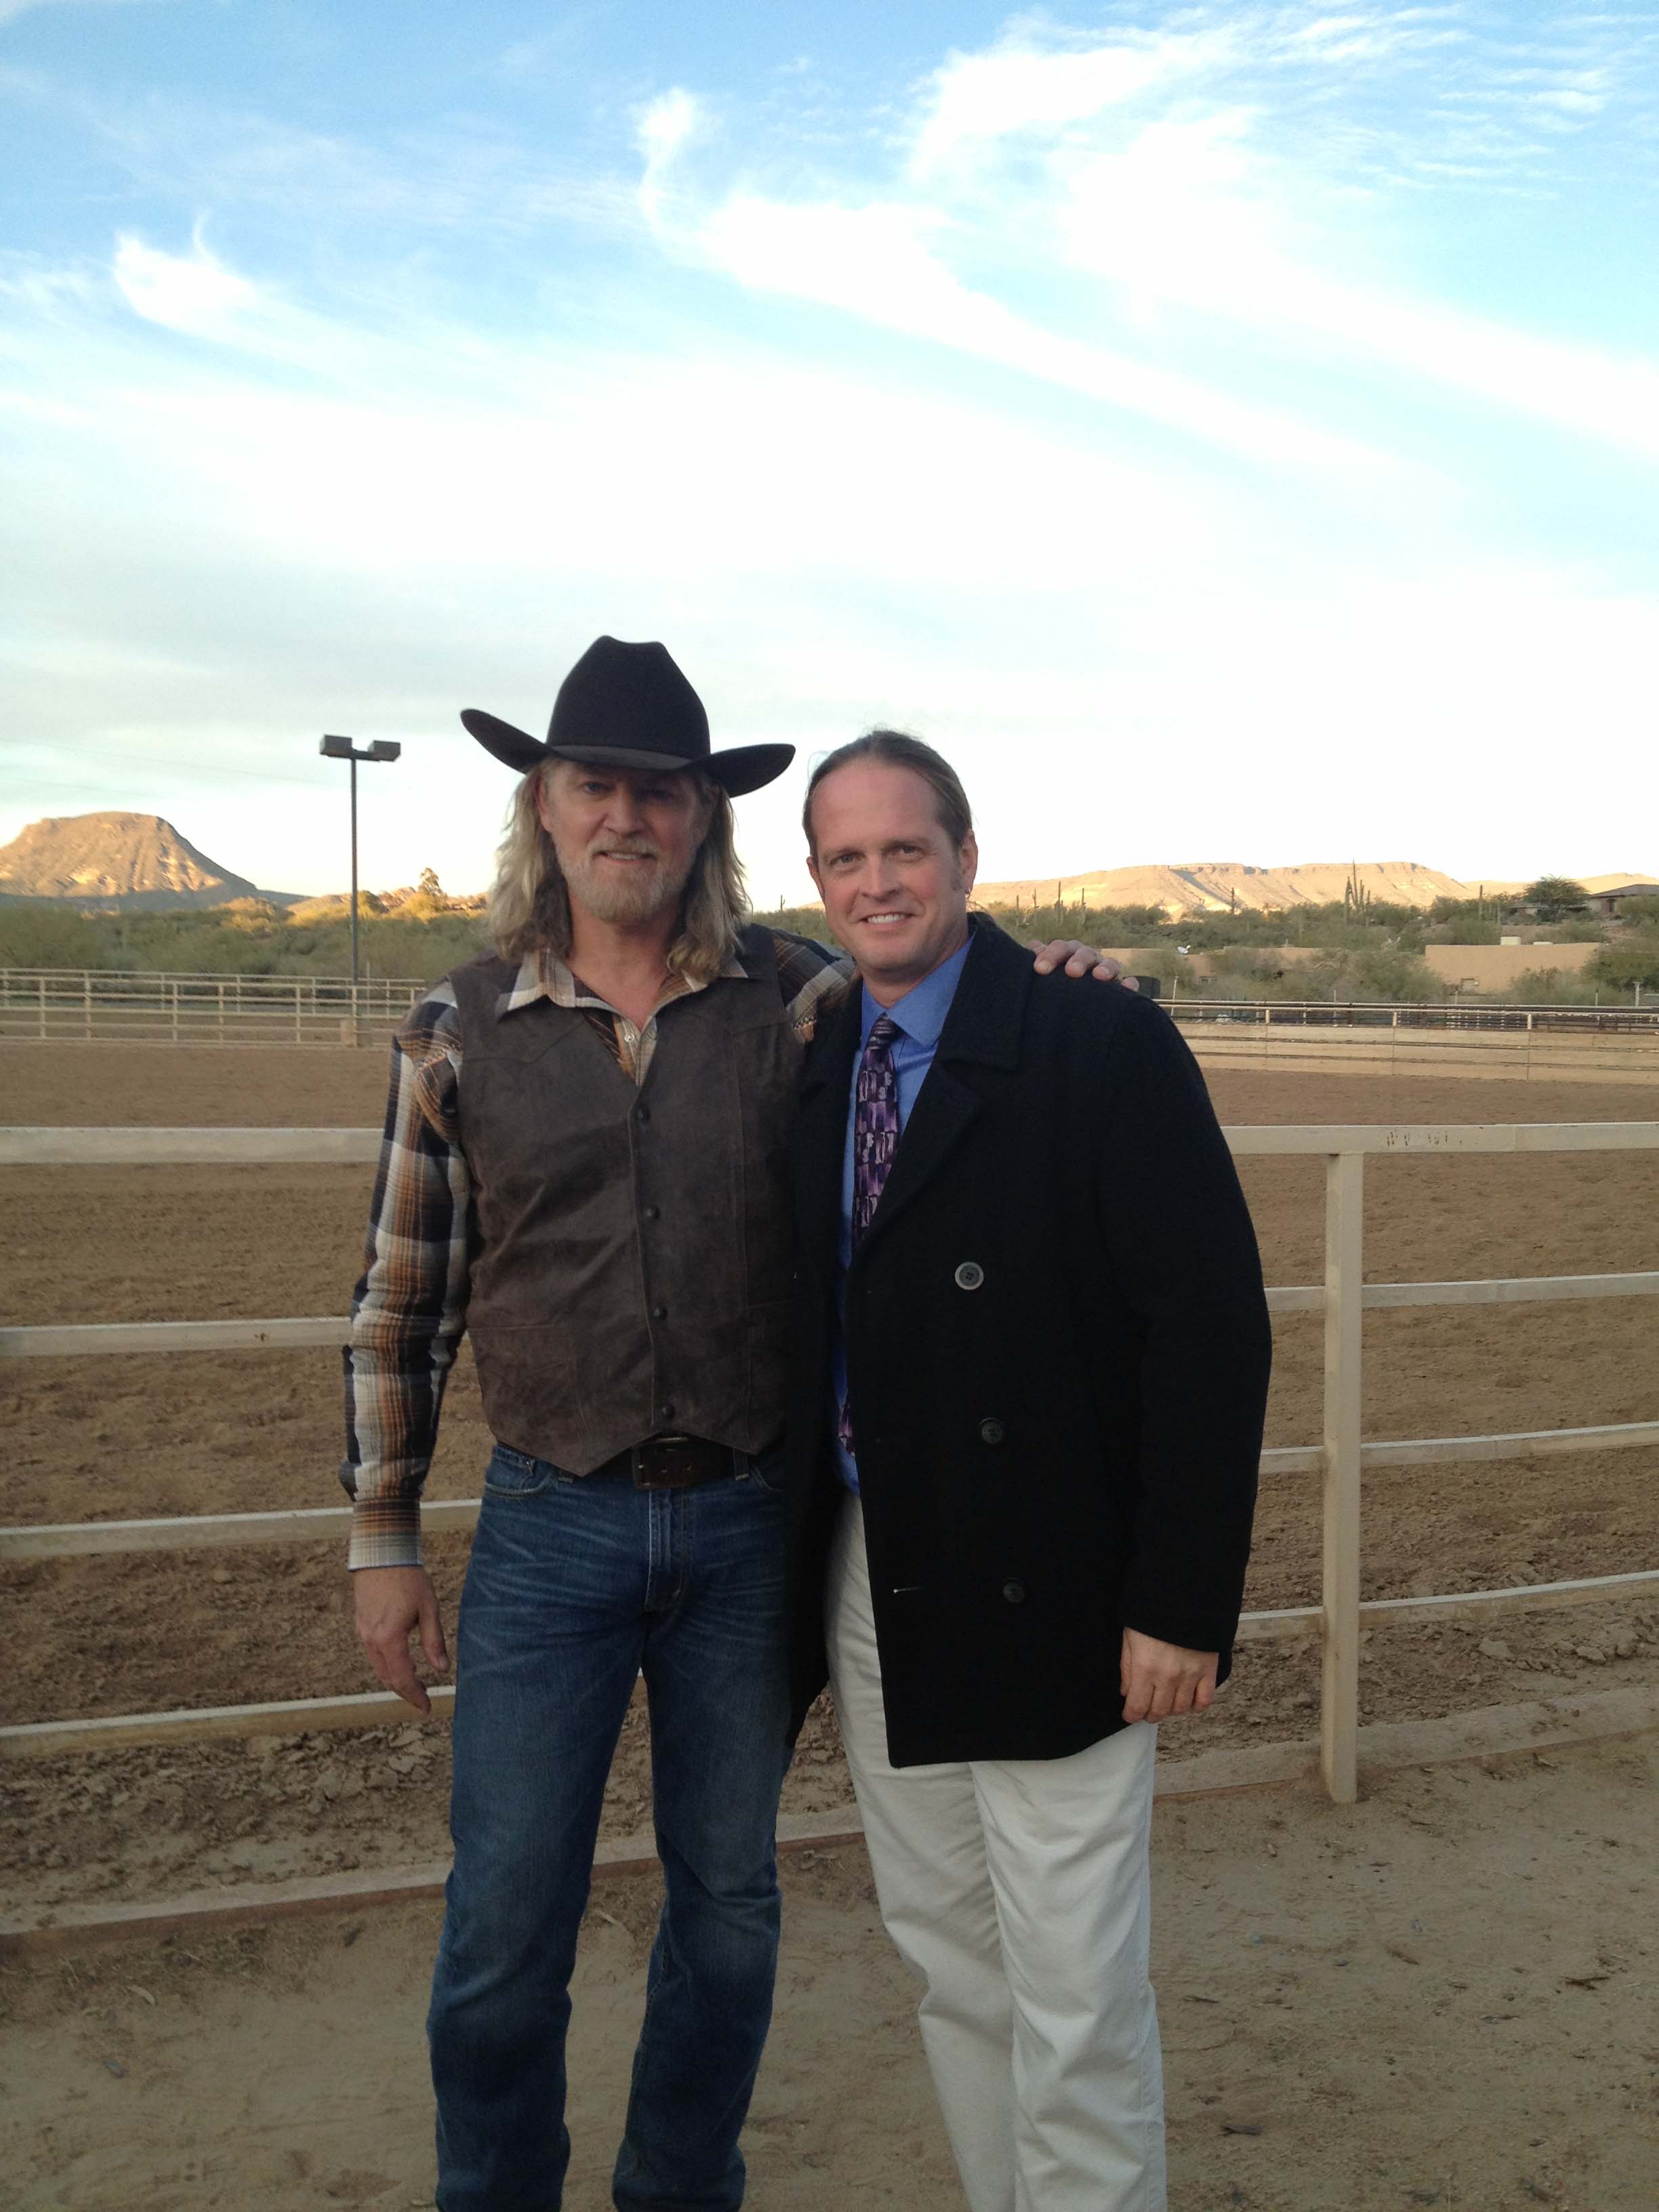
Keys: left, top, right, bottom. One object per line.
{"left": 1, "top": 813, "right": 1655, "bottom": 919}
{"left": 973, "top": 858, "right": 1656, "bottom": 915}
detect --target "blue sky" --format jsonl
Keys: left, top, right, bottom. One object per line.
{"left": 3, "top": 1, "right": 1657, "bottom": 901}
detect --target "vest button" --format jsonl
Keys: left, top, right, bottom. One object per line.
{"left": 650, "top": 1305, "right": 667, "bottom": 1320}
{"left": 636, "top": 1105, "right": 651, "bottom": 1125}
{"left": 979, "top": 1418, "right": 1005, "bottom": 1446}
{"left": 1002, "top": 1579, "right": 1027, "bottom": 1605}
{"left": 954, "top": 1261, "right": 985, "bottom": 1291}
{"left": 643, "top": 1206, "right": 660, "bottom": 1222}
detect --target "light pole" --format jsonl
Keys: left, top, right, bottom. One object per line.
{"left": 319, "top": 735, "right": 401, "bottom": 991}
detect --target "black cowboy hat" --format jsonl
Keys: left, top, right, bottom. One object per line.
{"left": 461, "top": 636, "right": 794, "bottom": 798}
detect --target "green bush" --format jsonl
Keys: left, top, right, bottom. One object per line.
{"left": 1509, "top": 967, "right": 1599, "bottom": 1005}
{"left": 1426, "top": 917, "right": 1500, "bottom": 945}
{"left": 750, "top": 905, "right": 838, "bottom": 944}
{"left": 1589, "top": 937, "right": 1659, "bottom": 992}
{"left": 0, "top": 903, "right": 104, "bottom": 968}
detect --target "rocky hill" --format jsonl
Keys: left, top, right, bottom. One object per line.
{"left": 973, "top": 859, "right": 1656, "bottom": 917}
{"left": 0, "top": 813, "right": 285, "bottom": 912}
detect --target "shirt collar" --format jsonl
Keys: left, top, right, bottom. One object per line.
{"left": 859, "top": 931, "right": 972, "bottom": 1049}
{"left": 496, "top": 946, "right": 746, "bottom": 1021}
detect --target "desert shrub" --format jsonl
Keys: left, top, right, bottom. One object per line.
{"left": 750, "top": 905, "right": 838, "bottom": 944}
{"left": 975, "top": 901, "right": 1167, "bottom": 946}
{"left": 1426, "top": 916, "right": 1500, "bottom": 945}
{"left": 0, "top": 903, "right": 103, "bottom": 968}
{"left": 1589, "top": 938, "right": 1659, "bottom": 993}
{"left": 1509, "top": 967, "right": 1603, "bottom": 1005}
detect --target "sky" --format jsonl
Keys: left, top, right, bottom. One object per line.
{"left": 3, "top": 2, "right": 1657, "bottom": 902}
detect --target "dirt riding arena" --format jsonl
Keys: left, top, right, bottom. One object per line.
{"left": 3, "top": 1042, "right": 1658, "bottom": 2209}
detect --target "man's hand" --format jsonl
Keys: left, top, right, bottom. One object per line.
{"left": 354, "top": 1565, "right": 450, "bottom": 1716}
{"left": 1120, "top": 1627, "right": 1218, "bottom": 1723}
{"left": 1028, "top": 939, "right": 1140, "bottom": 986}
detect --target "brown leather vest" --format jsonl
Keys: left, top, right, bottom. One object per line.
{"left": 449, "top": 928, "right": 804, "bottom": 1471}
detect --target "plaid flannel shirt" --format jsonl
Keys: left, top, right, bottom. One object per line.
{"left": 341, "top": 930, "right": 849, "bottom": 1569}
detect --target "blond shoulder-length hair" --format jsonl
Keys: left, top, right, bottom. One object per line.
{"left": 487, "top": 761, "right": 750, "bottom": 985}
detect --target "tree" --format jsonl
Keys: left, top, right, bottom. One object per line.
{"left": 417, "top": 867, "right": 443, "bottom": 899}
{"left": 1519, "top": 876, "right": 1589, "bottom": 922}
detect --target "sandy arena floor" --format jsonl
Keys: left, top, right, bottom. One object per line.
{"left": 4, "top": 1735, "right": 1656, "bottom": 2211}
{"left": 3, "top": 1042, "right": 1657, "bottom": 2207}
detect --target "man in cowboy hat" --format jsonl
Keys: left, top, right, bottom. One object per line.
{"left": 342, "top": 638, "right": 1120, "bottom": 2212}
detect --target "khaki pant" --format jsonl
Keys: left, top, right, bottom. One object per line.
{"left": 827, "top": 1497, "right": 1167, "bottom": 2212}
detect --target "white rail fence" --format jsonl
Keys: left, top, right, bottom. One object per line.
{"left": 0, "top": 968, "right": 430, "bottom": 1046}
{"left": 3, "top": 1122, "right": 1659, "bottom": 1805}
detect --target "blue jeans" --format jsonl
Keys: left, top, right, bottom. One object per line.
{"left": 428, "top": 1443, "right": 794, "bottom": 2212}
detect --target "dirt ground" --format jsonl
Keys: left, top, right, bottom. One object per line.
{"left": 4, "top": 1733, "right": 1656, "bottom": 2212}
{"left": 3, "top": 1042, "right": 1658, "bottom": 2207}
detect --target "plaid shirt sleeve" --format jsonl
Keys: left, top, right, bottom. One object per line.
{"left": 768, "top": 928, "right": 851, "bottom": 1028}
{"left": 340, "top": 979, "right": 473, "bottom": 1570}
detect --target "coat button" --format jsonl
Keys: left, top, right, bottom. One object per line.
{"left": 650, "top": 1305, "right": 667, "bottom": 1320}
{"left": 659, "top": 1403, "right": 675, "bottom": 1420}
{"left": 979, "top": 1418, "right": 1006, "bottom": 1446}
{"left": 643, "top": 1205, "right": 660, "bottom": 1222}
{"left": 1002, "top": 1579, "right": 1027, "bottom": 1605}
{"left": 954, "top": 1261, "right": 985, "bottom": 1291}
{"left": 636, "top": 1105, "right": 651, "bottom": 1125}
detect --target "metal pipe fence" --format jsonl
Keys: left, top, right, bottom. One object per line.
{"left": 7, "top": 971, "right": 1658, "bottom": 1049}
{"left": 0, "top": 968, "right": 431, "bottom": 1046}
{"left": 1168, "top": 999, "right": 1659, "bottom": 1033}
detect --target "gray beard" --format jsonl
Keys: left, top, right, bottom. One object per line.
{"left": 558, "top": 845, "right": 696, "bottom": 928}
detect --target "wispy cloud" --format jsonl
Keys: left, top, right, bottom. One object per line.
{"left": 634, "top": 9, "right": 1659, "bottom": 471}
{"left": 638, "top": 92, "right": 1393, "bottom": 477}
{"left": 113, "top": 229, "right": 256, "bottom": 338}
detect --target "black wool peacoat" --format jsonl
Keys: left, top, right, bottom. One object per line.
{"left": 781, "top": 913, "right": 1273, "bottom": 1768}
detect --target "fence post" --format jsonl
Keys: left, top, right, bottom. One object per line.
{"left": 1321, "top": 1149, "right": 1364, "bottom": 1803}
{"left": 83, "top": 970, "right": 92, "bottom": 1040}
{"left": 170, "top": 980, "right": 180, "bottom": 1045}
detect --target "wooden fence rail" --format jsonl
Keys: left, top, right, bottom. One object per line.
{"left": 3, "top": 1122, "right": 1658, "bottom": 1804}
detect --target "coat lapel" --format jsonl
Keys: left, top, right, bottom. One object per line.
{"left": 855, "top": 916, "right": 1030, "bottom": 1261}
{"left": 794, "top": 984, "right": 861, "bottom": 1294}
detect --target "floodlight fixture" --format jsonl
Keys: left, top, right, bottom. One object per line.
{"left": 317, "top": 731, "right": 403, "bottom": 991}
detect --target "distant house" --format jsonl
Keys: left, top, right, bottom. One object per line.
{"left": 1587, "top": 883, "right": 1659, "bottom": 920}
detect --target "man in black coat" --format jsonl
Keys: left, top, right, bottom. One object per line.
{"left": 783, "top": 732, "right": 1271, "bottom": 2212}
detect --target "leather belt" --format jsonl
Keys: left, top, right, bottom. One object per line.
{"left": 594, "top": 1434, "right": 735, "bottom": 1490}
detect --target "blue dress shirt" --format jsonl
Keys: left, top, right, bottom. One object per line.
{"left": 833, "top": 934, "right": 974, "bottom": 1492}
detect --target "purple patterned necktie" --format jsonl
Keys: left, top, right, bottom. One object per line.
{"left": 838, "top": 1014, "right": 900, "bottom": 1454}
